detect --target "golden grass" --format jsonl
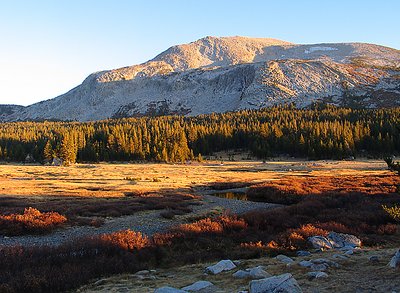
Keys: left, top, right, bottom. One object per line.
{"left": 0, "top": 159, "right": 389, "bottom": 198}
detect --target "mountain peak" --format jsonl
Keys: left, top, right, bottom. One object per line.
{"left": 2, "top": 37, "right": 399, "bottom": 122}
{"left": 151, "top": 35, "right": 292, "bottom": 71}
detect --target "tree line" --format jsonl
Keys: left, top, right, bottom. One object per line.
{"left": 0, "top": 105, "right": 399, "bottom": 164}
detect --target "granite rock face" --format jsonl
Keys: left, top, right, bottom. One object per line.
{"left": 1, "top": 36, "right": 399, "bottom": 122}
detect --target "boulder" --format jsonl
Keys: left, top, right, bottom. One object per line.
{"left": 275, "top": 255, "right": 295, "bottom": 264}
{"left": 233, "top": 266, "right": 270, "bottom": 279}
{"left": 296, "top": 250, "right": 312, "bottom": 257}
{"left": 249, "top": 273, "right": 302, "bottom": 293}
{"left": 311, "top": 258, "right": 339, "bottom": 267}
{"left": 308, "top": 232, "right": 361, "bottom": 250}
{"left": 298, "top": 260, "right": 313, "bottom": 267}
{"left": 327, "top": 232, "right": 361, "bottom": 248}
{"left": 233, "top": 270, "right": 251, "bottom": 279}
{"left": 154, "top": 287, "right": 188, "bottom": 293}
{"left": 369, "top": 255, "right": 379, "bottom": 263}
{"left": 181, "top": 281, "right": 215, "bottom": 292}
{"left": 308, "top": 236, "right": 333, "bottom": 250}
{"left": 388, "top": 249, "right": 400, "bottom": 268}
{"left": 331, "top": 254, "right": 349, "bottom": 260}
{"left": 205, "top": 260, "right": 236, "bottom": 274}
{"left": 310, "top": 264, "right": 328, "bottom": 271}
{"left": 248, "top": 266, "right": 271, "bottom": 279}
{"left": 307, "top": 271, "right": 329, "bottom": 279}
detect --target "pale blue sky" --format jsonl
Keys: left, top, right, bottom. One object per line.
{"left": 0, "top": 0, "right": 399, "bottom": 105}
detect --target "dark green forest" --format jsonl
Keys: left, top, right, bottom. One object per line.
{"left": 0, "top": 105, "right": 399, "bottom": 164}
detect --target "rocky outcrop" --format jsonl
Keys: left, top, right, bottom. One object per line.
{"left": 309, "top": 232, "right": 361, "bottom": 250}
{"left": 0, "top": 104, "right": 25, "bottom": 121}
{"left": 1, "top": 36, "right": 399, "bottom": 122}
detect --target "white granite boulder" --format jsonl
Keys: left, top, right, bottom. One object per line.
{"left": 275, "top": 254, "right": 294, "bottom": 264}
{"left": 328, "top": 232, "right": 361, "bottom": 248}
{"left": 249, "top": 273, "right": 302, "bottom": 293}
{"left": 308, "top": 232, "right": 361, "bottom": 250}
{"left": 233, "top": 266, "right": 270, "bottom": 279}
{"left": 181, "top": 281, "right": 215, "bottom": 292}
{"left": 205, "top": 260, "right": 236, "bottom": 274}
{"left": 308, "top": 236, "right": 334, "bottom": 250}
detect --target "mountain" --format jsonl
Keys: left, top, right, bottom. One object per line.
{"left": 0, "top": 105, "right": 25, "bottom": 121}
{"left": 2, "top": 36, "right": 400, "bottom": 122}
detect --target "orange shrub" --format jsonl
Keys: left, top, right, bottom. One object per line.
{"left": 177, "top": 215, "right": 247, "bottom": 234}
{"left": 99, "top": 230, "right": 150, "bottom": 251}
{"left": 0, "top": 207, "right": 67, "bottom": 235}
{"left": 240, "top": 241, "right": 266, "bottom": 249}
{"left": 178, "top": 218, "right": 224, "bottom": 234}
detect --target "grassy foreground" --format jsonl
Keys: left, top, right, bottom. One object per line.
{"left": 0, "top": 160, "right": 399, "bottom": 292}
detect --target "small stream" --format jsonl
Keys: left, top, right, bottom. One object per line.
{"left": 210, "top": 191, "right": 249, "bottom": 201}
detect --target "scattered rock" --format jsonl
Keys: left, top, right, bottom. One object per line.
{"left": 308, "top": 236, "right": 334, "bottom": 250}
{"left": 181, "top": 281, "right": 215, "bottom": 292}
{"left": 275, "top": 254, "right": 295, "bottom": 264}
{"left": 233, "top": 270, "right": 250, "bottom": 279}
{"left": 249, "top": 273, "right": 302, "bottom": 293}
{"left": 331, "top": 254, "right": 349, "bottom": 260}
{"left": 154, "top": 286, "right": 188, "bottom": 293}
{"left": 233, "top": 260, "right": 242, "bottom": 266}
{"left": 248, "top": 266, "right": 271, "bottom": 279}
{"left": 205, "top": 260, "right": 236, "bottom": 274}
{"left": 344, "top": 250, "right": 354, "bottom": 255}
{"left": 369, "top": 255, "right": 379, "bottom": 263}
{"left": 307, "top": 271, "right": 329, "bottom": 279}
{"left": 310, "top": 264, "right": 328, "bottom": 271}
{"left": 233, "top": 266, "right": 270, "bottom": 279}
{"left": 311, "top": 258, "right": 339, "bottom": 267}
{"left": 298, "top": 260, "right": 313, "bottom": 267}
{"left": 388, "top": 249, "right": 400, "bottom": 268}
{"left": 297, "top": 250, "right": 311, "bottom": 257}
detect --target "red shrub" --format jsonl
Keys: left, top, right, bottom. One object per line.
{"left": 99, "top": 230, "right": 150, "bottom": 251}
{"left": 0, "top": 207, "right": 67, "bottom": 236}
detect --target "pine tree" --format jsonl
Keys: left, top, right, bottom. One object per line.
{"left": 43, "top": 140, "right": 54, "bottom": 163}
{"left": 60, "top": 133, "right": 77, "bottom": 165}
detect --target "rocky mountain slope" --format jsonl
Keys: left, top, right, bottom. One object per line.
{"left": 2, "top": 36, "right": 400, "bottom": 121}
{"left": 0, "top": 105, "right": 25, "bottom": 121}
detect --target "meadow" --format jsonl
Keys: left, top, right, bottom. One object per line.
{"left": 0, "top": 159, "right": 399, "bottom": 292}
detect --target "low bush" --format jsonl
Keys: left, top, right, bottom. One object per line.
{"left": 0, "top": 208, "right": 67, "bottom": 236}
{"left": 383, "top": 204, "right": 400, "bottom": 222}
